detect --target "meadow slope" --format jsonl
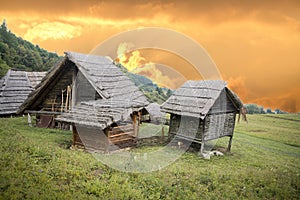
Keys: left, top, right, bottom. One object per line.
{"left": 0, "top": 115, "right": 299, "bottom": 199}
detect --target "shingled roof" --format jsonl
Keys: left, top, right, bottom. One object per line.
{"left": 67, "top": 52, "right": 147, "bottom": 102}
{"left": 161, "top": 80, "right": 243, "bottom": 119}
{"left": 0, "top": 70, "right": 46, "bottom": 115}
{"left": 56, "top": 99, "right": 138, "bottom": 128}
{"left": 18, "top": 52, "right": 149, "bottom": 114}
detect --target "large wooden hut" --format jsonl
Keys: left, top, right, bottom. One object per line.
{"left": 161, "top": 80, "right": 244, "bottom": 153}
{"left": 18, "top": 52, "right": 148, "bottom": 150}
{"left": 0, "top": 70, "right": 46, "bottom": 116}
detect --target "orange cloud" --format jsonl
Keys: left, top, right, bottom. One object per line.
{"left": 252, "top": 88, "right": 300, "bottom": 113}
{"left": 116, "top": 43, "right": 179, "bottom": 89}
{"left": 24, "top": 22, "right": 82, "bottom": 41}
{"left": 226, "top": 76, "right": 249, "bottom": 101}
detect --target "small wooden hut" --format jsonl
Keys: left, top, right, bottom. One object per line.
{"left": 0, "top": 70, "right": 46, "bottom": 116}
{"left": 161, "top": 80, "right": 244, "bottom": 153}
{"left": 18, "top": 52, "right": 148, "bottom": 150}
{"left": 139, "top": 102, "right": 164, "bottom": 124}
{"left": 56, "top": 99, "right": 142, "bottom": 151}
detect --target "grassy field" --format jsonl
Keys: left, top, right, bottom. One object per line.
{"left": 0, "top": 114, "right": 299, "bottom": 199}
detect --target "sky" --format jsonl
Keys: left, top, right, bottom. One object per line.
{"left": 1, "top": 0, "right": 300, "bottom": 112}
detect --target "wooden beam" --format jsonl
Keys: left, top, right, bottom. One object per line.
{"left": 25, "top": 110, "right": 62, "bottom": 115}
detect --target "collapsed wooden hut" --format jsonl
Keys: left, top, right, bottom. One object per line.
{"left": 161, "top": 80, "right": 244, "bottom": 153}
{"left": 0, "top": 70, "right": 46, "bottom": 116}
{"left": 18, "top": 52, "right": 148, "bottom": 150}
{"left": 139, "top": 102, "right": 164, "bottom": 124}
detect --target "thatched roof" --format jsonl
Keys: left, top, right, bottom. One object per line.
{"left": 0, "top": 70, "right": 46, "bottom": 115}
{"left": 161, "top": 80, "right": 243, "bottom": 119}
{"left": 18, "top": 52, "right": 149, "bottom": 114}
{"left": 56, "top": 99, "right": 138, "bottom": 129}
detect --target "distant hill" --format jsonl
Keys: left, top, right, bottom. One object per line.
{"left": 115, "top": 62, "right": 173, "bottom": 104}
{"left": 0, "top": 20, "right": 60, "bottom": 77}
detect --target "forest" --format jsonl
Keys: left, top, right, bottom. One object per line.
{"left": 0, "top": 20, "right": 60, "bottom": 77}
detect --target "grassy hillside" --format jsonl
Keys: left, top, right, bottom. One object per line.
{"left": 0, "top": 115, "right": 299, "bottom": 199}
{"left": 116, "top": 62, "right": 172, "bottom": 104}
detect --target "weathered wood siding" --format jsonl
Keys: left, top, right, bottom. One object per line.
{"left": 169, "top": 89, "right": 238, "bottom": 143}
{"left": 209, "top": 89, "right": 237, "bottom": 114}
{"left": 72, "top": 122, "right": 137, "bottom": 152}
{"left": 73, "top": 125, "right": 107, "bottom": 151}
{"left": 75, "top": 71, "right": 101, "bottom": 104}
{"left": 30, "top": 61, "right": 76, "bottom": 111}
{"left": 203, "top": 112, "right": 236, "bottom": 141}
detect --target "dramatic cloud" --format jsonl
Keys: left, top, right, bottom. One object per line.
{"left": 1, "top": 0, "right": 300, "bottom": 112}
{"left": 116, "top": 43, "right": 179, "bottom": 89}
{"left": 24, "top": 22, "right": 82, "bottom": 41}
{"left": 252, "top": 87, "right": 300, "bottom": 113}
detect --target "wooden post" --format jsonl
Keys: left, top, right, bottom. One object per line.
{"left": 168, "top": 114, "right": 172, "bottom": 137}
{"left": 65, "top": 86, "right": 69, "bottom": 112}
{"left": 72, "top": 124, "right": 76, "bottom": 146}
{"left": 227, "top": 136, "right": 233, "bottom": 152}
{"left": 67, "top": 85, "right": 72, "bottom": 110}
{"left": 200, "top": 118, "right": 205, "bottom": 155}
{"left": 133, "top": 113, "right": 138, "bottom": 137}
{"left": 228, "top": 111, "right": 237, "bottom": 152}
{"left": 161, "top": 125, "right": 165, "bottom": 142}
{"left": 72, "top": 70, "right": 77, "bottom": 109}
{"left": 61, "top": 90, "right": 64, "bottom": 112}
{"left": 200, "top": 138, "right": 205, "bottom": 155}
{"left": 104, "top": 128, "right": 110, "bottom": 153}
{"left": 27, "top": 113, "right": 32, "bottom": 127}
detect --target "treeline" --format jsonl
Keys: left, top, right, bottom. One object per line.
{"left": 245, "top": 104, "right": 288, "bottom": 114}
{"left": 0, "top": 20, "right": 60, "bottom": 77}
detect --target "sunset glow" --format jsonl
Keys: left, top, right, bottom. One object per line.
{"left": 1, "top": 0, "right": 299, "bottom": 112}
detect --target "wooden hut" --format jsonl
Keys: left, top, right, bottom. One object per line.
{"left": 18, "top": 52, "right": 148, "bottom": 150}
{"left": 56, "top": 99, "right": 143, "bottom": 151}
{"left": 161, "top": 80, "right": 244, "bottom": 153}
{"left": 139, "top": 102, "right": 164, "bottom": 124}
{"left": 0, "top": 70, "right": 46, "bottom": 116}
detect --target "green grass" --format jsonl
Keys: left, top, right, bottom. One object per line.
{"left": 0, "top": 115, "right": 299, "bottom": 199}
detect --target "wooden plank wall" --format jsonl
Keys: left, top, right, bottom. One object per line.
{"left": 31, "top": 61, "right": 76, "bottom": 111}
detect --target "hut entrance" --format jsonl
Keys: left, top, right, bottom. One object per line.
{"left": 27, "top": 62, "right": 103, "bottom": 128}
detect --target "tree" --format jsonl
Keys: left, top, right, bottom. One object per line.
{"left": 166, "top": 89, "right": 172, "bottom": 97}
{"left": 0, "top": 57, "right": 10, "bottom": 77}
{"left": 245, "top": 104, "right": 262, "bottom": 114}
{"left": 266, "top": 108, "right": 273, "bottom": 114}
{"left": 274, "top": 108, "right": 285, "bottom": 114}
{"left": 155, "top": 85, "right": 163, "bottom": 95}
{"left": 259, "top": 106, "right": 265, "bottom": 114}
